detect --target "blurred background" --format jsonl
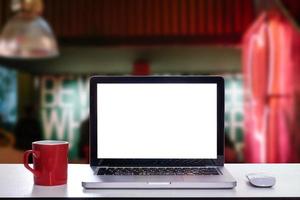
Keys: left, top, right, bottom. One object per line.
{"left": 0, "top": 0, "right": 299, "bottom": 164}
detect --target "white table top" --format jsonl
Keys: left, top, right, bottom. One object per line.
{"left": 0, "top": 164, "right": 299, "bottom": 198}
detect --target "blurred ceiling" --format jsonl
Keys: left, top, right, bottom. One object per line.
{"left": 1, "top": 0, "right": 256, "bottom": 45}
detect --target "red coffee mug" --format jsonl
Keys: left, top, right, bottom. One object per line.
{"left": 23, "top": 140, "right": 69, "bottom": 186}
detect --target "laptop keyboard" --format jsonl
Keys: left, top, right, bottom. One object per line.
{"left": 97, "top": 167, "right": 220, "bottom": 176}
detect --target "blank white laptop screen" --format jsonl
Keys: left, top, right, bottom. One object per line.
{"left": 97, "top": 83, "right": 217, "bottom": 159}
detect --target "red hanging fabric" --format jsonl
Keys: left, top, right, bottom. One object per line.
{"left": 243, "top": 10, "right": 300, "bottom": 163}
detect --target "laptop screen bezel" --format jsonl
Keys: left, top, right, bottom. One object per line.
{"left": 90, "top": 76, "right": 224, "bottom": 167}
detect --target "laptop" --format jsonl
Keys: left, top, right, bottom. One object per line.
{"left": 82, "top": 76, "right": 237, "bottom": 189}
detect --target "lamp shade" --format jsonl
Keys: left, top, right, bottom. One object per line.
{"left": 0, "top": 13, "right": 58, "bottom": 59}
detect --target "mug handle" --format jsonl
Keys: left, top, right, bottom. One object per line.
{"left": 23, "top": 150, "right": 40, "bottom": 177}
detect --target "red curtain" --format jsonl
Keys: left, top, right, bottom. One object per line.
{"left": 243, "top": 10, "right": 300, "bottom": 163}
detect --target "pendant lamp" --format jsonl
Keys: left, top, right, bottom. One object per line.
{"left": 0, "top": 0, "right": 59, "bottom": 59}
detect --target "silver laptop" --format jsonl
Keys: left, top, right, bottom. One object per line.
{"left": 82, "top": 76, "right": 237, "bottom": 189}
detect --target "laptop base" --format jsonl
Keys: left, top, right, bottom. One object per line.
{"left": 82, "top": 167, "right": 237, "bottom": 189}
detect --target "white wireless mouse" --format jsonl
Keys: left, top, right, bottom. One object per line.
{"left": 246, "top": 173, "right": 276, "bottom": 188}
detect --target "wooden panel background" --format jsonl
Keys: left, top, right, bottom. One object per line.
{"left": 0, "top": 0, "right": 255, "bottom": 45}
